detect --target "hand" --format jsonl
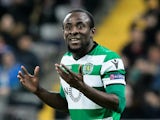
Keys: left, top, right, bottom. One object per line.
{"left": 17, "top": 66, "right": 40, "bottom": 93}
{"left": 55, "top": 64, "right": 83, "bottom": 89}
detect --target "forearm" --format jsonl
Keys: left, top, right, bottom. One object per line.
{"left": 35, "top": 87, "right": 68, "bottom": 112}
{"left": 79, "top": 84, "right": 119, "bottom": 111}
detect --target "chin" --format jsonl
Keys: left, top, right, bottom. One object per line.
{"left": 68, "top": 46, "right": 82, "bottom": 53}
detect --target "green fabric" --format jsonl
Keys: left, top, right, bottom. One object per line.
{"left": 106, "top": 84, "right": 126, "bottom": 113}
{"left": 60, "top": 85, "right": 65, "bottom": 98}
{"left": 69, "top": 109, "right": 121, "bottom": 120}
{"left": 59, "top": 44, "right": 126, "bottom": 120}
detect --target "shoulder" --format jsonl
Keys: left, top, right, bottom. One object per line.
{"left": 63, "top": 51, "right": 71, "bottom": 56}
{"left": 61, "top": 52, "right": 72, "bottom": 62}
{"left": 61, "top": 52, "right": 72, "bottom": 58}
{"left": 93, "top": 44, "right": 121, "bottom": 61}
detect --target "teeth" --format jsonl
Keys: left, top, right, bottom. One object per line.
{"left": 71, "top": 38, "right": 78, "bottom": 41}
{"left": 70, "top": 38, "right": 80, "bottom": 44}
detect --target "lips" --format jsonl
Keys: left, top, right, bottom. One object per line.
{"left": 69, "top": 38, "right": 81, "bottom": 44}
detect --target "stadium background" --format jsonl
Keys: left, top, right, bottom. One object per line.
{"left": 0, "top": 0, "right": 160, "bottom": 120}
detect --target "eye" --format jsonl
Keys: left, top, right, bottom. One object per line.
{"left": 77, "top": 23, "right": 85, "bottom": 30}
{"left": 64, "top": 24, "right": 72, "bottom": 31}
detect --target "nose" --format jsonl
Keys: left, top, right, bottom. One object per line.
{"left": 70, "top": 26, "right": 78, "bottom": 35}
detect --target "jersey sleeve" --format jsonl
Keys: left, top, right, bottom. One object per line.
{"left": 100, "top": 52, "right": 126, "bottom": 113}
{"left": 100, "top": 52, "right": 126, "bottom": 86}
{"left": 106, "top": 84, "right": 126, "bottom": 113}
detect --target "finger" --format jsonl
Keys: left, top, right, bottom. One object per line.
{"left": 55, "top": 64, "right": 62, "bottom": 73}
{"left": 21, "top": 66, "right": 29, "bottom": 75}
{"left": 34, "top": 66, "right": 40, "bottom": 77}
{"left": 17, "top": 74, "right": 22, "bottom": 80}
{"left": 55, "top": 64, "right": 69, "bottom": 80}
{"left": 55, "top": 63, "right": 60, "bottom": 70}
{"left": 78, "top": 64, "right": 83, "bottom": 74}
{"left": 58, "top": 65, "right": 69, "bottom": 76}
{"left": 17, "top": 71, "right": 25, "bottom": 83}
{"left": 20, "top": 80, "right": 25, "bottom": 85}
{"left": 55, "top": 64, "right": 68, "bottom": 74}
{"left": 61, "top": 64, "right": 72, "bottom": 74}
{"left": 17, "top": 74, "right": 25, "bottom": 83}
{"left": 18, "top": 71, "right": 24, "bottom": 79}
{"left": 18, "top": 78, "right": 25, "bottom": 85}
{"left": 57, "top": 68, "right": 68, "bottom": 81}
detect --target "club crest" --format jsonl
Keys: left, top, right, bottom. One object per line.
{"left": 82, "top": 63, "right": 94, "bottom": 75}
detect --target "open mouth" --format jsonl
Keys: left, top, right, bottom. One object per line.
{"left": 70, "top": 38, "right": 80, "bottom": 44}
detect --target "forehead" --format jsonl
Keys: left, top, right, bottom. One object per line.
{"left": 63, "top": 12, "right": 90, "bottom": 25}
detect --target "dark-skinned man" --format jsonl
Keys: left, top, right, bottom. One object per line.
{"left": 17, "top": 9, "right": 126, "bottom": 120}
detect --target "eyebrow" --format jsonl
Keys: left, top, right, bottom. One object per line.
{"left": 65, "top": 23, "right": 72, "bottom": 25}
{"left": 65, "top": 21, "right": 86, "bottom": 26}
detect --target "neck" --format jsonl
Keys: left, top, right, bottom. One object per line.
{"left": 72, "top": 41, "right": 95, "bottom": 60}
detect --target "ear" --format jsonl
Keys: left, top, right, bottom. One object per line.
{"left": 90, "top": 27, "right": 96, "bottom": 37}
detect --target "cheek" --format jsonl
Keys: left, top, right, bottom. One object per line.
{"left": 83, "top": 31, "right": 92, "bottom": 40}
{"left": 63, "top": 35, "right": 66, "bottom": 40}
{"left": 80, "top": 29, "right": 91, "bottom": 36}
{"left": 63, "top": 32, "right": 68, "bottom": 40}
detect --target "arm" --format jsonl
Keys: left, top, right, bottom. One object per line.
{"left": 55, "top": 64, "right": 125, "bottom": 112}
{"left": 79, "top": 84, "right": 125, "bottom": 113}
{"left": 35, "top": 87, "right": 68, "bottom": 112}
{"left": 17, "top": 66, "right": 68, "bottom": 112}
{"left": 78, "top": 83, "right": 119, "bottom": 111}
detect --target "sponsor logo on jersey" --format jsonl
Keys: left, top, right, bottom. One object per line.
{"left": 111, "top": 59, "right": 119, "bottom": 69}
{"left": 63, "top": 87, "right": 82, "bottom": 102}
{"left": 83, "top": 63, "right": 94, "bottom": 74}
{"left": 110, "top": 74, "right": 124, "bottom": 80}
{"left": 69, "top": 87, "right": 82, "bottom": 102}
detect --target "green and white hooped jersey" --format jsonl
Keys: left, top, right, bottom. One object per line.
{"left": 59, "top": 44, "right": 126, "bottom": 120}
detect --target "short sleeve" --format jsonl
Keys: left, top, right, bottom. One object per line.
{"left": 101, "top": 56, "right": 126, "bottom": 86}
{"left": 106, "top": 84, "right": 126, "bottom": 113}
{"left": 100, "top": 52, "right": 126, "bottom": 113}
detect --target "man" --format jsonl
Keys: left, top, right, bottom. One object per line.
{"left": 17, "top": 9, "right": 126, "bottom": 120}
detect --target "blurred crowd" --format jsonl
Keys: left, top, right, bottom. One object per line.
{"left": 0, "top": 0, "right": 103, "bottom": 120}
{"left": 121, "top": 0, "right": 160, "bottom": 119}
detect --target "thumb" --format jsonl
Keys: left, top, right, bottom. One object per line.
{"left": 34, "top": 66, "right": 40, "bottom": 77}
{"left": 78, "top": 65, "right": 83, "bottom": 75}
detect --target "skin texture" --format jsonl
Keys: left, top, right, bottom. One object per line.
{"left": 17, "top": 11, "right": 119, "bottom": 113}
{"left": 63, "top": 12, "right": 95, "bottom": 59}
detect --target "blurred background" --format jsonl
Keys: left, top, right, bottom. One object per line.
{"left": 0, "top": 0, "right": 160, "bottom": 120}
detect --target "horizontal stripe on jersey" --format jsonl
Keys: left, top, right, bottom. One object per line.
{"left": 59, "top": 44, "right": 126, "bottom": 120}
{"left": 69, "top": 108, "right": 120, "bottom": 120}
